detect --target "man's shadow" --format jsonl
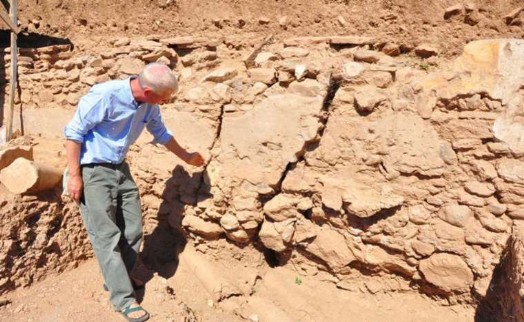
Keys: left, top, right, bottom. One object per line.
{"left": 134, "top": 165, "right": 211, "bottom": 288}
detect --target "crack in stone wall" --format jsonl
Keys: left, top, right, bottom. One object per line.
{"left": 272, "top": 74, "right": 340, "bottom": 197}
{"left": 197, "top": 103, "right": 226, "bottom": 197}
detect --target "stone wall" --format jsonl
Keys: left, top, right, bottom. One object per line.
{"left": 2, "top": 36, "right": 524, "bottom": 303}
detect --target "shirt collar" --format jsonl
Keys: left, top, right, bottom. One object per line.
{"left": 127, "top": 76, "right": 141, "bottom": 109}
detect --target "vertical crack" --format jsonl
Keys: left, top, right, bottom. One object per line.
{"left": 197, "top": 103, "right": 226, "bottom": 196}
{"left": 208, "top": 103, "right": 226, "bottom": 152}
{"left": 319, "top": 73, "right": 341, "bottom": 137}
{"left": 273, "top": 74, "right": 340, "bottom": 195}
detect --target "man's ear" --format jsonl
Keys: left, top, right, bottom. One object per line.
{"left": 143, "top": 88, "right": 153, "bottom": 97}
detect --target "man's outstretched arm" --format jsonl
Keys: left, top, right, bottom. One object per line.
{"left": 164, "top": 137, "right": 205, "bottom": 167}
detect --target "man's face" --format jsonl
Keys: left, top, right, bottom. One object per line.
{"left": 144, "top": 88, "right": 176, "bottom": 105}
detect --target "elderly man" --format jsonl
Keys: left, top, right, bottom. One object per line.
{"left": 64, "top": 63, "right": 204, "bottom": 322}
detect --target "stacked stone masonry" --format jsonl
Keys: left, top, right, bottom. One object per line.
{"left": 2, "top": 36, "right": 524, "bottom": 304}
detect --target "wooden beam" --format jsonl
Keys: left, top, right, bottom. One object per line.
{"left": 5, "top": 0, "right": 17, "bottom": 141}
{"left": 0, "top": 5, "right": 19, "bottom": 34}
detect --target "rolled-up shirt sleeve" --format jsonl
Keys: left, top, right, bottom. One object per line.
{"left": 146, "top": 106, "right": 173, "bottom": 145}
{"left": 64, "top": 93, "right": 108, "bottom": 143}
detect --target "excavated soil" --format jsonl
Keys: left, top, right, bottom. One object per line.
{"left": 2, "top": 0, "right": 524, "bottom": 321}
{"left": 15, "top": 0, "right": 524, "bottom": 56}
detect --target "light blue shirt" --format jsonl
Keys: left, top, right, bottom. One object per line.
{"left": 64, "top": 77, "right": 172, "bottom": 165}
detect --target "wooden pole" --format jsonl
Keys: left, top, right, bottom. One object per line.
{"left": 6, "top": 0, "right": 17, "bottom": 141}
{"left": 0, "top": 6, "right": 20, "bottom": 34}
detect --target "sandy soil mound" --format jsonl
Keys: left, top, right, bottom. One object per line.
{"left": 11, "top": 0, "right": 524, "bottom": 57}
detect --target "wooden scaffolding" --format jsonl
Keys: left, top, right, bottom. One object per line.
{"left": 0, "top": 0, "right": 19, "bottom": 142}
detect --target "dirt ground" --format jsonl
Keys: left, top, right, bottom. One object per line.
{"left": 2, "top": 0, "right": 524, "bottom": 321}
{"left": 0, "top": 243, "right": 474, "bottom": 322}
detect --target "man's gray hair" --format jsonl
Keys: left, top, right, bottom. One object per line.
{"left": 138, "top": 63, "right": 178, "bottom": 94}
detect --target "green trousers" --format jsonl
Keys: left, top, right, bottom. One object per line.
{"left": 79, "top": 161, "right": 142, "bottom": 311}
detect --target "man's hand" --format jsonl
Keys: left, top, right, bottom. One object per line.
{"left": 185, "top": 152, "right": 205, "bottom": 167}
{"left": 164, "top": 138, "right": 206, "bottom": 167}
{"left": 68, "top": 174, "right": 84, "bottom": 203}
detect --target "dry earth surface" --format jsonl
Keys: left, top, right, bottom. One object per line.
{"left": 1, "top": 244, "right": 474, "bottom": 322}
{"left": 2, "top": 0, "right": 524, "bottom": 321}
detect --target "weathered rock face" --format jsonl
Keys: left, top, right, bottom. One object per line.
{"left": 150, "top": 38, "right": 524, "bottom": 302}
{"left": 422, "top": 39, "right": 524, "bottom": 155}
{"left": 0, "top": 138, "right": 86, "bottom": 295}
{"left": 4, "top": 38, "right": 524, "bottom": 303}
{"left": 0, "top": 191, "right": 91, "bottom": 294}
{"left": 419, "top": 253, "right": 474, "bottom": 293}
{"left": 211, "top": 92, "right": 325, "bottom": 189}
